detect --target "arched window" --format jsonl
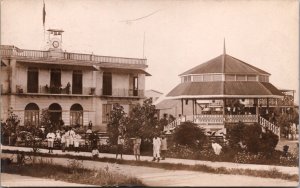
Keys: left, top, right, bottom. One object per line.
{"left": 49, "top": 103, "right": 62, "bottom": 129}
{"left": 24, "top": 103, "right": 39, "bottom": 126}
{"left": 70, "top": 104, "right": 83, "bottom": 126}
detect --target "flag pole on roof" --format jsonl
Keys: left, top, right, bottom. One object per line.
{"left": 223, "top": 38, "right": 226, "bottom": 55}
{"left": 222, "top": 38, "right": 226, "bottom": 73}
{"left": 43, "top": 0, "right": 46, "bottom": 41}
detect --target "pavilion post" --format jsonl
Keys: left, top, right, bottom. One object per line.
{"left": 195, "top": 100, "right": 197, "bottom": 115}
{"left": 192, "top": 99, "right": 195, "bottom": 115}
{"left": 181, "top": 98, "right": 184, "bottom": 115}
{"left": 267, "top": 98, "right": 269, "bottom": 116}
{"left": 223, "top": 98, "right": 226, "bottom": 115}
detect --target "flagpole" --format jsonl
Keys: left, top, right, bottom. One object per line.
{"left": 143, "top": 32, "right": 146, "bottom": 58}
{"left": 43, "top": 0, "right": 46, "bottom": 42}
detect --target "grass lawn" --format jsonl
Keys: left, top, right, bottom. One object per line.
{"left": 2, "top": 149, "right": 299, "bottom": 182}
{"left": 1, "top": 157, "right": 143, "bottom": 186}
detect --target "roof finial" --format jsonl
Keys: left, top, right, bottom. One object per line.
{"left": 223, "top": 38, "right": 226, "bottom": 55}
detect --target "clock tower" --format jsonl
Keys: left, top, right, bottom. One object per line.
{"left": 47, "top": 29, "right": 64, "bottom": 57}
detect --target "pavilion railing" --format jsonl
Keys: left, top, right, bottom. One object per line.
{"left": 164, "top": 114, "right": 280, "bottom": 139}
{"left": 189, "top": 115, "right": 224, "bottom": 124}
{"left": 225, "top": 115, "right": 258, "bottom": 123}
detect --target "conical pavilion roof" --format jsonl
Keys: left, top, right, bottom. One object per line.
{"left": 167, "top": 53, "right": 283, "bottom": 99}
{"left": 179, "top": 54, "right": 270, "bottom": 76}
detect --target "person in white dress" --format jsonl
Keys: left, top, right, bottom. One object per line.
{"left": 73, "top": 133, "right": 81, "bottom": 153}
{"left": 46, "top": 130, "right": 56, "bottom": 153}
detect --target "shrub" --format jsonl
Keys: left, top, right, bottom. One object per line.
{"left": 226, "top": 121, "right": 245, "bottom": 151}
{"left": 227, "top": 122, "right": 279, "bottom": 155}
{"left": 242, "top": 123, "right": 262, "bottom": 153}
{"left": 173, "top": 121, "right": 208, "bottom": 149}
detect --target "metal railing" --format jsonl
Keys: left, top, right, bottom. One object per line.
{"left": 0, "top": 48, "right": 147, "bottom": 65}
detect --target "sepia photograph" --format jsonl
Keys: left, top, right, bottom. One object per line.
{"left": 0, "top": 0, "right": 299, "bottom": 187}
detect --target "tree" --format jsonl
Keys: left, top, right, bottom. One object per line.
{"left": 107, "top": 104, "right": 126, "bottom": 145}
{"left": 173, "top": 121, "right": 208, "bottom": 149}
{"left": 125, "top": 98, "right": 160, "bottom": 139}
{"left": 40, "top": 108, "right": 52, "bottom": 131}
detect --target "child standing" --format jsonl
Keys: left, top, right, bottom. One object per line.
{"left": 46, "top": 130, "right": 55, "bottom": 153}
{"left": 133, "top": 136, "right": 142, "bottom": 161}
{"left": 160, "top": 135, "right": 167, "bottom": 160}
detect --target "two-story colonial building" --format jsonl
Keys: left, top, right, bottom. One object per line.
{"left": 0, "top": 29, "right": 150, "bottom": 132}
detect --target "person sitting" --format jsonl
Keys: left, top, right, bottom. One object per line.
{"left": 86, "top": 128, "right": 92, "bottom": 134}
{"left": 211, "top": 140, "right": 222, "bottom": 155}
{"left": 91, "top": 147, "right": 100, "bottom": 159}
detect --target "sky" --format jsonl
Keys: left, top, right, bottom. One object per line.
{"left": 1, "top": 0, "right": 299, "bottom": 104}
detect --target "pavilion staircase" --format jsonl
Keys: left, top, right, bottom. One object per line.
{"left": 164, "top": 115, "right": 280, "bottom": 138}
{"left": 259, "top": 116, "right": 280, "bottom": 138}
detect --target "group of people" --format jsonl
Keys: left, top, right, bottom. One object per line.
{"left": 46, "top": 127, "right": 82, "bottom": 153}
{"left": 152, "top": 135, "right": 167, "bottom": 162}
{"left": 284, "top": 122, "right": 298, "bottom": 140}
{"left": 107, "top": 134, "right": 167, "bottom": 162}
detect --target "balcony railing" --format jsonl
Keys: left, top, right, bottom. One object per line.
{"left": 15, "top": 85, "right": 95, "bottom": 96}
{"left": 101, "top": 88, "right": 144, "bottom": 97}
{"left": 0, "top": 48, "right": 147, "bottom": 65}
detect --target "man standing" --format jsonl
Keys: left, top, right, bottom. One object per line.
{"left": 116, "top": 135, "right": 125, "bottom": 159}
{"left": 133, "top": 135, "right": 142, "bottom": 161}
{"left": 152, "top": 135, "right": 161, "bottom": 162}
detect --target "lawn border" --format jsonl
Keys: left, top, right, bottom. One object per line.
{"left": 2, "top": 149, "right": 298, "bottom": 182}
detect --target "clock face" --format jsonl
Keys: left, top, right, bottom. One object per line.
{"left": 52, "top": 41, "right": 60, "bottom": 48}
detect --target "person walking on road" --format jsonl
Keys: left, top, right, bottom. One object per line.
{"left": 152, "top": 135, "right": 161, "bottom": 162}
{"left": 116, "top": 135, "right": 125, "bottom": 159}
{"left": 160, "top": 135, "right": 167, "bottom": 160}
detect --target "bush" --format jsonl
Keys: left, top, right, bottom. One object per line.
{"left": 227, "top": 121, "right": 245, "bottom": 150}
{"left": 227, "top": 122, "right": 279, "bottom": 155}
{"left": 242, "top": 123, "right": 262, "bottom": 153}
{"left": 173, "top": 122, "right": 208, "bottom": 149}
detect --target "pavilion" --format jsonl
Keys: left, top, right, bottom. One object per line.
{"left": 164, "top": 45, "right": 286, "bottom": 136}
